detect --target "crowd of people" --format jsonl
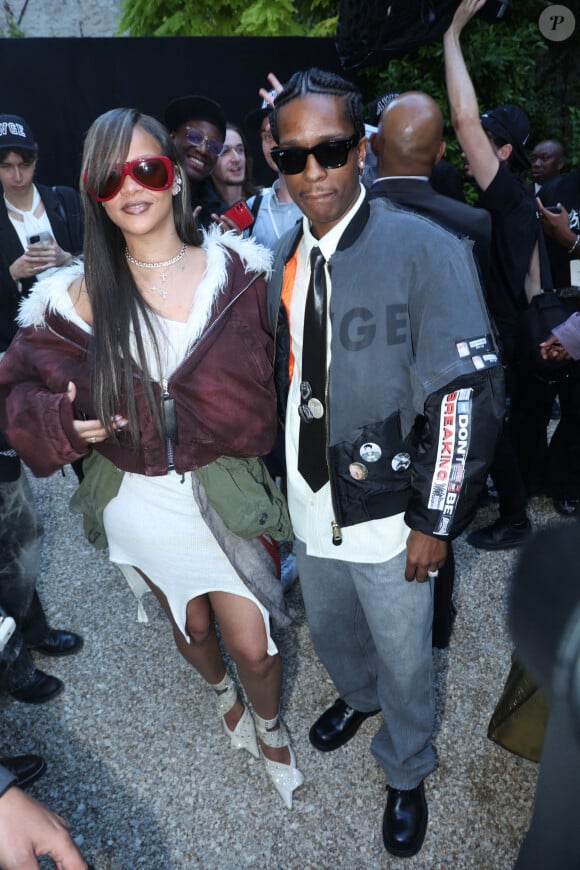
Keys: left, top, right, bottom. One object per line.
{"left": 0, "top": 0, "right": 578, "bottom": 865}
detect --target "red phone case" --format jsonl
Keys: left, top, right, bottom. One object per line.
{"left": 222, "top": 199, "right": 255, "bottom": 230}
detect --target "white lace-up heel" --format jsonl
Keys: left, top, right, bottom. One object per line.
{"left": 211, "top": 673, "right": 259, "bottom": 759}
{"left": 254, "top": 712, "right": 304, "bottom": 809}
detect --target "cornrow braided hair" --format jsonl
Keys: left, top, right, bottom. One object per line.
{"left": 270, "top": 68, "right": 365, "bottom": 144}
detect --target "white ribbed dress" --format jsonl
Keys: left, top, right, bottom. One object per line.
{"left": 67, "top": 300, "right": 276, "bottom": 653}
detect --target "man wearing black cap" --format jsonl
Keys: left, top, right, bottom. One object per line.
{"left": 164, "top": 95, "right": 227, "bottom": 230}
{"left": 444, "top": 0, "right": 547, "bottom": 550}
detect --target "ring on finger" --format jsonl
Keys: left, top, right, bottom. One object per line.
{"left": 90, "top": 436, "right": 97, "bottom": 444}
{"left": 427, "top": 569, "right": 439, "bottom": 579}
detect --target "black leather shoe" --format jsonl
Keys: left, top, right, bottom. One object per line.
{"left": 309, "top": 698, "right": 380, "bottom": 752}
{"left": 466, "top": 517, "right": 532, "bottom": 551}
{"left": 382, "top": 780, "right": 428, "bottom": 858}
{"left": 31, "top": 629, "right": 84, "bottom": 657}
{"left": 0, "top": 754, "right": 46, "bottom": 788}
{"left": 9, "top": 669, "right": 64, "bottom": 704}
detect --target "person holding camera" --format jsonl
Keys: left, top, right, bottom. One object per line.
{"left": 0, "top": 114, "right": 83, "bottom": 351}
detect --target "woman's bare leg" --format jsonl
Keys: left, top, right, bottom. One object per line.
{"left": 209, "top": 591, "right": 289, "bottom": 764}
{"left": 134, "top": 570, "right": 244, "bottom": 726}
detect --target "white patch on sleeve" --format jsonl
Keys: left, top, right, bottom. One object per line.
{"left": 428, "top": 388, "right": 473, "bottom": 536}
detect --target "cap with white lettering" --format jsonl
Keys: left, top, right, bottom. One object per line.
{"left": 0, "top": 114, "right": 37, "bottom": 152}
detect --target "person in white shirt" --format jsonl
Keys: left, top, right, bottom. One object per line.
{"left": 267, "top": 67, "right": 503, "bottom": 858}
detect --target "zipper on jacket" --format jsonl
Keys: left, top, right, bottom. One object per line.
{"left": 161, "top": 378, "right": 176, "bottom": 471}
{"left": 325, "top": 387, "right": 342, "bottom": 546}
{"left": 157, "top": 270, "right": 265, "bottom": 474}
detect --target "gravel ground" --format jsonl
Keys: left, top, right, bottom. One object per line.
{"left": 1, "top": 468, "right": 570, "bottom": 869}
{"left": 0, "top": 4, "right": 569, "bottom": 866}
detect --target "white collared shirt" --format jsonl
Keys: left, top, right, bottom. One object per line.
{"left": 285, "top": 184, "right": 409, "bottom": 562}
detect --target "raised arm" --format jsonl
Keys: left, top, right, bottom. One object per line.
{"left": 443, "top": 0, "right": 500, "bottom": 191}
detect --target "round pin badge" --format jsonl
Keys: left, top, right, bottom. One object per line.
{"left": 360, "top": 442, "right": 382, "bottom": 463}
{"left": 349, "top": 462, "right": 368, "bottom": 481}
{"left": 308, "top": 398, "right": 324, "bottom": 419}
{"left": 391, "top": 452, "right": 411, "bottom": 472}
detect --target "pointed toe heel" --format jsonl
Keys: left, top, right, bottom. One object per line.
{"left": 223, "top": 704, "right": 259, "bottom": 759}
{"left": 211, "top": 673, "right": 259, "bottom": 759}
{"left": 254, "top": 713, "right": 304, "bottom": 809}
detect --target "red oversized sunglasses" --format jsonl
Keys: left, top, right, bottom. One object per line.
{"left": 84, "top": 156, "right": 175, "bottom": 202}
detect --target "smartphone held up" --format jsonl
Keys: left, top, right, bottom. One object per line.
{"left": 27, "top": 230, "right": 52, "bottom": 246}
{"left": 222, "top": 199, "right": 255, "bottom": 231}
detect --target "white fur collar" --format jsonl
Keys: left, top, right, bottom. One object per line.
{"left": 17, "top": 261, "right": 85, "bottom": 329}
{"left": 17, "top": 229, "right": 273, "bottom": 339}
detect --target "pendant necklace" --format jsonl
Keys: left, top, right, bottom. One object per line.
{"left": 125, "top": 243, "right": 187, "bottom": 300}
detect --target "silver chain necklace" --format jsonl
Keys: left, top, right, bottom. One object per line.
{"left": 125, "top": 243, "right": 187, "bottom": 300}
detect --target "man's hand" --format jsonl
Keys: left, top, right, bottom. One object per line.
{"left": 9, "top": 238, "right": 72, "bottom": 282}
{"left": 446, "top": 0, "right": 487, "bottom": 38}
{"left": 536, "top": 198, "right": 576, "bottom": 248}
{"left": 210, "top": 212, "right": 243, "bottom": 234}
{"left": 443, "top": 0, "right": 499, "bottom": 192}
{"left": 0, "top": 786, "right": 88, "bottom": 870}
{"left": 540, "top": 333, "right": 571, "bottom": 361}
{"left": 405, "top": 530, "right": 448, "bottom": 582}
{"left": 258, "top": 72, "right": 283, "bottom": 107}
{"left": 9, "top": 246, "right": 53, "bottom": 282}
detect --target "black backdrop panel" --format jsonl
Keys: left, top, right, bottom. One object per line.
{"left": 0, "top": 37, "right": 342, "bottom": 189}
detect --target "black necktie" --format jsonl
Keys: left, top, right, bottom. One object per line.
{"left": 298, "top": 246, "right": 329, "bottom": 492}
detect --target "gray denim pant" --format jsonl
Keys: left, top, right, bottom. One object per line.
{"left": 295, "top": 541, "right": 436, "bottom": 790}
{"left": 0, "top": 469, "right": 48, "bottom": 691}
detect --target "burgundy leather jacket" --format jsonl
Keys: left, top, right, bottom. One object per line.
{"left": 0, "top": 232, "right": 277, "bottom": 478}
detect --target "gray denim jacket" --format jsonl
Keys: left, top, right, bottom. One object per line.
{"left": 268, "top": 196, "right": 505, "bottom": 539}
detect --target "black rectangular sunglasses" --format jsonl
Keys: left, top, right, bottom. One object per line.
{"left": 270, "top": 135, "right": 359, "bottom": 175}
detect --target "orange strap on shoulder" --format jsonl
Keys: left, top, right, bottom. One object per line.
{"left": 281, "top": 249, "right": 299, "bottom": 382}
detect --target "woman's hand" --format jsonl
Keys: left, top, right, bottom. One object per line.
{"left": 67, "top": 381, "right": 128, "bottom": 445}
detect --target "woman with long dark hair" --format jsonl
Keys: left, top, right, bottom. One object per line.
{"left": 0, "top": 108, "right": 303, "bottom": 809}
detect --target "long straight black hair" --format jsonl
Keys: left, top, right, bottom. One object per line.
{"left": 80, "top": 108, "right": 199, "bottom": 448}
